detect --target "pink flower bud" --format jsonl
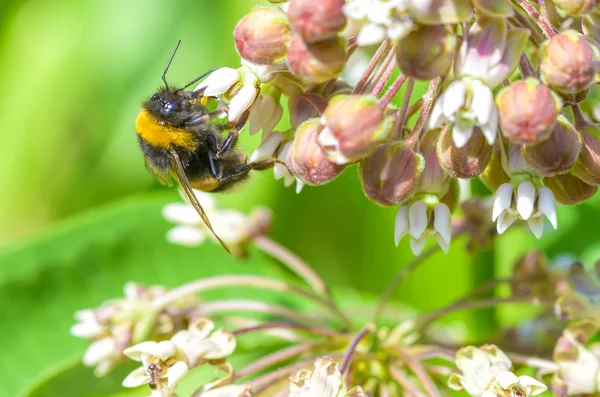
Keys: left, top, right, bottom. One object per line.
{"left": 572, "top": 125, "right": 600, "bottom": 185}
{"left": 437, "top": 125, "right": 493, "bottom": 179}
{"left": 288, "top": 93, "right": 325, "bottom": 128}
{"left": 522, "top": 117, "right": 581, "bottom": 176}
{"left": 395, "top": 25, "right": 458, "bottom": 81}
{"left": 418, "top": 128, "right": 451, "bottom": 196}
{"left": 235, "top": 7, "right": 292, "bottom": 65}
{"left": 286, "top": 34, "right": 346, "bottom": 84}
{"left": 543, "top": 172, "right": 598, "bottom": 204}
{"left": 539, "top": 30, "right": 600, "bottom": 95}
{"left": 359, "top": 142, "right": 422, "bottom": 206}
{"left": 496, "top": 78, "right": 562, "bottom": 145}
{"left": 288, "top": 119, "right": 346, "bottom": 185}
{"left": 288, "top": 0, "right": 346, "bottom": 43}
{"left": 318, "top": 94, "right": 392, "bottom": 164}
{"left": 551, "top": 0, "right": 600, "bottom": 16}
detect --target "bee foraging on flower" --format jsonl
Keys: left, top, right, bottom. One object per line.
{"left": 136, "top": 41, "right": 282, "bottom": 254}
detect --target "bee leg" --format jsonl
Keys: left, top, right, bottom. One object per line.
{"left": 249, "top": 158, "right": 277, "bottom": 170}
{"left": 217, "top": 111, "right": 251, "bottom": 158}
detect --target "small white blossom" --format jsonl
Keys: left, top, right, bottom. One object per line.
{"left": 394, "top": 201, "right": 452, "bottom": 255}
{"left": 492, "top": 181, "right": 557, "bottom": 238}
{"left": 554, "top": 330, "right": 600, "bottom": 396}
{"left": 289, "top": 357, "right": 366, "bottom": 397}
{"left": 449, "top": 345, "right": 547, "bottom": 397}
{"left": 248, "top": 94, "right": 283, "bottom": 136}
{"left": 163, "top": 190, "right": 251, "bottom": 248}
{"left": 170, "top": 319, "right": 237, "bottom": 367}
{"left": 429, "top": 77, "right": 498, "bottom": 148}
{"left": 273, "top": 141, "right": 305, "bottom": 194}
{"left": 343, "top": 0, "right": 414, "bottom": 46}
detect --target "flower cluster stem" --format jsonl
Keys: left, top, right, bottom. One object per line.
{"left": 353, "top": 39, "right": 391, "bottom": 94}
{"left": 391, "top": 347, "right": 442, "bottom": 397}
{"left": 339, "top": 324, "right": 374, "bottom": 375}
{"left": 515, "top": 0, "right": 556, "bottom": 38}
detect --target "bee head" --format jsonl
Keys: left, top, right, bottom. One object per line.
{"left": 147, "top": 88, "right": 191, "bottom": 119}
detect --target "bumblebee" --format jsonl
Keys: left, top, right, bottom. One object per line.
{"left": 136, "top": 41, "right": 275, "bottom": 254}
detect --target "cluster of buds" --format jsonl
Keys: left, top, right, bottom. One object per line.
{"left": 185, "top": 0, "right": 600, "bottom": 256}
{"left": 71, "top": 282, "right": 199, "bottom": 375}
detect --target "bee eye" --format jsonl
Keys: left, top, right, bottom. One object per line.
{"left": 165, "top": 101, "right": 181, "bottom": 111}
{"left": 152, "top": 94, "right": 158, "bottom": 100}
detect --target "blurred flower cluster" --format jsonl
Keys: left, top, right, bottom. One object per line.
{"left": 190, "top": 0, "right": 600, "bottom": 256}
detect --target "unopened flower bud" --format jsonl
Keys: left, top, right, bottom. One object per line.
{"left": 395, "top": 25, "right": 458, "bottom": 80}
{"left": 288, "top": 0, "right": 346, "bottom": 43}
{"left": 418, "top": 128, "right": 451, "bottom": 196}
{"left": 479, "top": 145, "right": 511, "bottom": 191}
{"left": 318, "top": 94, "right": 392, "bottom": 164}
{"left": 437, "top": 125, "right": 493, "bottom": 179}
{"left": 235, "top": 7, "right": 292, "bottom": 65}
{"left": 360, "top": 142, "right": 423, "bottom": 206}
{"left": 573, "top": 125, "right": 600, "bottom": 185}
{"left": 408, "top": 0, "right": 471, "bottom": 24}
{"left": 522, "top": 116, "right": 581, "bottom": 176}
{"left": 540, "top": 30, "right": 600, "bottom": 95}
{"left": 288, "top": 119, "right": 346, "bottom": 185}
{"left": 543, "top": 172, "right": 598, "bottom": 204}
{"left": 496, "top": 78, "right": 562, "bottom": 145}
{"left": 287, "top": 34, "right": 346, "bottom": 84}
{"left": 552, "top": 0, "right": 600, "bottom": 16}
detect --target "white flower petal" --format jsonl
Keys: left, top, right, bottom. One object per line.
{"left": 497, "top": 211, "right": 516, "bottom": 234}
{"left": 149, "top": 341, "right": 177, "bottom": 361}
{"left": 387, "top": 20, "right": 413, "bottom": 41}
{"left": 537, "top": 187, "right": 557, "bottom": 229}
{"left": 394, "top": 206, "right": 409, "bottom": 246}
{"left": 527, "top": 216, "right": 545, "bottom": 239}
{"left": 518, "top": 375, "right": 548, "bottom": 396}
{"left": 357, "top": 23, "right": 387, "bottom": 46}
{"left": 262, "top": 102, "right": 283, "bottom": 137}
{"left": 283, "top": 172, "right": 296, "bottom": 187}
{"left": 480, "top": 105, "right": 498, "bottom": 145}
{"left": 162, "top": 203, "right": 203, "bottom": 225}
{"left": 71, "top": 311, "right": 103, "bottom": 339}
{"left": 250, "top": 132, "right": 283, "bottom": 163}
{"left": 167, "top": 361, "right": 189, "bottom": 389}
{"left": 249, "top": 96, "right": 276, "bottom": 135}
{"left": 123, "top": 341, "right": 157, "bottom": 361}
{"left": 429, "top": 95, "right": 446, "bottom": 129}
{"left": 122, "top": 366, "right": 148, "bottom": 388}
{"left": 409, "top": 236, "right": 428, "bottom": 255}
{"left": 228, "top": 85, "right": 258, "bottom": 122}
{"left": 496, "top": 370, "right": 520, "bottom": 389}
{"left": 434, "top": 234, "right": 450, "bottom": 254}
{"left": 481, "top": 391, "right": 497, "bottom": 397}
{"left": 343, "top": 0, "right": 369, "bottom": 20}
{"left": 516, "top": 181, "right": 536, "bottom": 220}
{"left": 295, "top": 179, "right": 305, "bottom": 194}
{"left": 166, "top": 225, "right": 206, "bottom": 246}
{"left": 408, "top": 200, "right": 428, "bottom": 239}
{"left": 83, "top": 337, "right": 115, "bottom": 366}
{"left": 274, "top": 142, "right": 292, "bottom": 180}
{"left": 309, "top": 358, "right": 344, "bottom": 397}
{"left": 317, "top": 126, "right": 338, "bottom": 147}
{"left": 471, "top": 83, "right": 493, "bottom": 126}
{"left": 198, "top": 68, "right": 240, "bottom": 97}
{"left": 442, "top": 80, "right": 466, "bottom": 118}
{"left": 433, "top": 203, "right": 452, "bottom": 244}
{"left": 492, "top": 183, "right": 514, "bottom": 221}
{"left": 452, "top": 122, "right": 474, "bottom": 149}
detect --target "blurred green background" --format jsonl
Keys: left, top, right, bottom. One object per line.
{"left": 1, "top": 1, "right": 599, "bottom": 396}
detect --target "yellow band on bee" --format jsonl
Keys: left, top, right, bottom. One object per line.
{"left": 135, "top": 109, "right": 196, "bottom": 150}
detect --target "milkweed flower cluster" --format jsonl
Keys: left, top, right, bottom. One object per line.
{"left": 188, "top": 0, "right": 600, "bottom": 255}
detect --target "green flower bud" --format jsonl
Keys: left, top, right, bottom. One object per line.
{"left": 496, "top": 78, "right": 562, "bottom": 145}
{"left": 522, "top": 116, "right": 581, "bottom": 176}
{"left": 437, "top": 125, "right": 493, "bottom": 179}
{"left": 395, "top": 25, "right": 458, "bottom": 80}
{"left": 543, "top": 172, "right": 598, "bottom": 204}
{"left": 286, "top": 34, "right": 346, "bottom": 84}
{"left": 573, "top": 125, "right": 600, "bottom": 185}
{"left": 318, "top": 94, "right": 392, "bottom": 164}
{"left": 479, "top": 144, "right": 511, "bottom": 191}
{"left": 288, "top": 119, "right": 346, "bottom": 185}
{"left": 360, "top": 142, "right": 422, "bottom": 206}
{"left": 288, "top": 0, "right": 346, "bottom": 43}
{"left": 540, "top": 30, "right": 600, "bottom": 95}
{"left": 235, "top": 7, "right": 292, "bottom": 65}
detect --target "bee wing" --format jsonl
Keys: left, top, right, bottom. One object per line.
{"left": 168, "top": 150, "right": 231, "bottom": 255}
{"left": 144, "top": 159, "right": 173, "bottom": 187}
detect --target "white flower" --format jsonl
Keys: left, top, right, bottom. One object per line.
{"left": 394, "top": 201, "right": 452, "bottom": 255}
{"left": 71, "top": 309, "right": 104, "bottom": 339}
{"left": 449, "top": 345, "right": 547, "bottom": 397}
{"left": 163, "top": 190, "right": 251, "bottom": 247}
{"left": 83, "top": 336, "right": 120, "bottom": 376}
{"left": 195, "top": 384, "right": 252, "bottom": 397}
{"left": 343, "top": 0, "right": 414, "bottom": 46}
{"left": 429, "top": 77, "right": 498, "bottom": 148}
{"left": 289, "top": 357, "right": 366, "bottom": 397}
{"left": 273, "top": 141, "right": 305, "bottom": 194}
{"left": 122, "top": 340, "right": 189, "bottom": 396}
{"left": 248, "top": 94, "right": 283, "bottom": 136}
{"left": 250, "top": 131, "right": 284, "bottom": 163}
{"left": 492, "top": 181, "right": 557, "bottom": 239}
{"left": 554, "top": 331, "right": 600, "bottom": 396}
{"left": 170, "top": 319, "right": 237, "bottom": 367}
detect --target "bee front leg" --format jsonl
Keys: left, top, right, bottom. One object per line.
{"left": 217, "top": 110, "right": 250, "bottom": 158}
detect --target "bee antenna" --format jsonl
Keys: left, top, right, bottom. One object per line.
{"left": 183, "top": 68, "right": 218, "bottom": 90}
{"left": 162, "top": 40, "right": 181, "bottom": 89}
